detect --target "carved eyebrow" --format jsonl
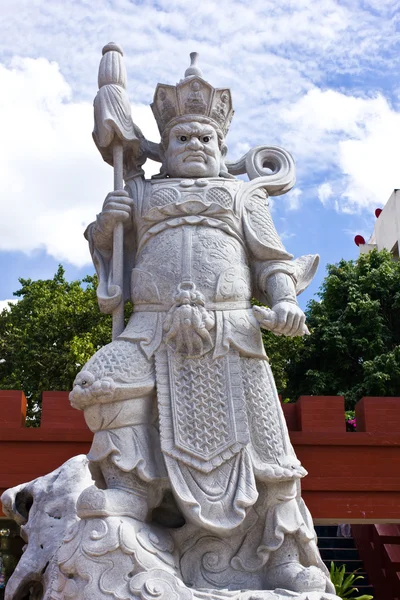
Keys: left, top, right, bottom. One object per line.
{"left": 196, "top": 129, "right": 214, "bottom": 136}
{"left": 174, "top": 125, "right": 193, "bottom": 136}
{"left": 174, "top": 125, "right": 214, "bottom": 136}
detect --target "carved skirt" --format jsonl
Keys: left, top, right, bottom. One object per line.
{"left": 82, "top": 336, "right": 306, "bottom": 533}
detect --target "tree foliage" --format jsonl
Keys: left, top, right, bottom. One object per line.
{"left": 259, "top": 327, "right": 305, "bottom": 399}
{"left": 0, "top": 266, "right": 112, "bottom": 423}
{"left": 283, "top": 249, "right": 400, "bottom": 409}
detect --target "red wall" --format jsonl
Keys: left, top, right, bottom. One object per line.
{"left": 1, "top": 391, "right": 400, "bottom": 522}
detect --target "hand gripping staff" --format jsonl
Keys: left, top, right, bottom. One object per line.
{"left": 93, "top": 42, "right": 140, "bottom": 339}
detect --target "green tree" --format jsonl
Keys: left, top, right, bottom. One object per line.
{"left": 250, "top": 298, "right": 305, "bottom": 399}
{"left": 260, "top": 329, "right": 305, "bottom": 399}
{"left": 284, "top": 249, "right": 400, "bottom": 409}
{"left": 0, "top": 266, "right": 113, "bottom": 424}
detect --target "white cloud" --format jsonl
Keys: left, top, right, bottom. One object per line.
{"left": 2, "top": 0, "right": 395, "bottom": 95}
{"left": 338, "top": 106, "right": 400, "bottom": 211}
{"left": 318, "top": 182, "right": 333, "bottom": 206}
{"left": 0, "top": 57, "right": 160, "bottom": 267}
{"left": 282, "top": 88, "right": 384, "bottom": 137}
{"left": 0, "top": 299, "right": 17, "bottom": 312}
{"left": 279, "top": 230, "right": 296, "bottom": 242}
{"left": 284, "top": 188, "right": 302, "bottom": 211}
{"left": 282, "top": 89, "right": 400, "bottom": 213}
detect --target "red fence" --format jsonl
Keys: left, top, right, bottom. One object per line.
{"left": 0, "top": 391, "right": 400, "bottom": 523}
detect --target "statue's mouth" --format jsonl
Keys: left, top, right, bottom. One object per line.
{"left": 184, "top": 153, "right": 207, "bottom": 163}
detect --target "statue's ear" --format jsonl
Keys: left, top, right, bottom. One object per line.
{"left": 219, "top": 142, "right": 235, "bottom": 178}
{"left": 150, "top": 142, "right": 169, "bottom": 179}
{"left": 158, "top": 143, "right": 168, "bottom": 173}
{"left": 157, "top": 142, "right": 165, "bottom": 162}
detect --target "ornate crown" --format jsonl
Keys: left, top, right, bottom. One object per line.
{"left": 151, "top": 53, "right": 234, "bottom": 137}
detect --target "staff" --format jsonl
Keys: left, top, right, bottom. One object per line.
{"left": 93, "top": 42, "right": 140, "bottom": 339}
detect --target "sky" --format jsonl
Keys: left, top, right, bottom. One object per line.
{"left": 1, "top": 0, "right": 400, "bottom": 311}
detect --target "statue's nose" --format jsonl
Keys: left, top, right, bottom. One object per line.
{"left": 187, "top": 136, "right": 202, "bottom": 149}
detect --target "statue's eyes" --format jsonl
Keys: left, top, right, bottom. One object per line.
{"left": 179, "top": 136, "right": 187, "bottom": 142}
{"left": 202, "top": 136, "right": 211, "bottom": 143}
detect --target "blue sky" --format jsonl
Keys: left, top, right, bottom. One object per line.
{"left": 1, "top": 0, "right": 400, "bottom": 311}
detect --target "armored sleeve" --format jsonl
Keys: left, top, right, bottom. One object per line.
{"left": 84, "top": 218, "right": 136, "bottom": 314}
{"left": 242, "top": 189, "right": 318, "bottom": 302}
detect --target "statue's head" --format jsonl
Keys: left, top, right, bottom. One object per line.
{"left": 151, "top": 53, "right": 234, "bottom": 179}
{"left": 161, "top": 117, "right": 226, "bottom": 178}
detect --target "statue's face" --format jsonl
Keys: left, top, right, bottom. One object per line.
{"left": 164, "top": 121, "right": 222, "bottom": 178}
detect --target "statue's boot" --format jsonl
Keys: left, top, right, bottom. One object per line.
{"left": 76, "top": 485, "right": 148, "bottom": 520}
{"left": 265, "top": 562, "right": 327, "bottom": 593}
{"left": 263, "top": 534, "right": 329, "bottom": 593}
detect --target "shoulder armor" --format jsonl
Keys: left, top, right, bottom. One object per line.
{"left": 244, "top": 191, "right": 285, "bottom": 250}
{"left": 242, "top": 190, "right": 292, "bottom": 260}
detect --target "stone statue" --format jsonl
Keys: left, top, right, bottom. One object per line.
{"left": 1, "top": 456, "right": 92, "bottom": 600}
{"left": 2, "top": 45, "right": 341, "bottom": 600}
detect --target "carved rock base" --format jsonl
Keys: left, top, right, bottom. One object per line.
{"left": 53, "top": 515, "right": 341, "bottom": 600}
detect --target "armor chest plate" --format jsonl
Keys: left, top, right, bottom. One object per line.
{"left": 130, "top": 178, "right": 251, "bottom": 307}
{"left": 141, "top": 177, "right": 242, "bottom": 220}
{"left": 133, "top": 225, "right": 252, "bottom": 306}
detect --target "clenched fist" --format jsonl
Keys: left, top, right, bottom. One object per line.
{"left": 253, "top": 301, "right": 309, "bottom": 337}
{"left": 97, "top": 190, "right": 133, "bottom": 237}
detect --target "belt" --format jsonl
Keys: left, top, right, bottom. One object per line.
{"left": 134, "top": 300, "right": 252, "bottom": 312}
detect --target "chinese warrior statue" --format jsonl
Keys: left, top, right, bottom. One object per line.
{"left": 2, "top": 45, "right": 341, "bottom": 600}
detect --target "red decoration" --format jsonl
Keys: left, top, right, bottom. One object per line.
{"left": 375, "top": 208, "right": 382, "bottom": 218}
{"left": 354, "top": 234, "right": 366, "bottom": 246}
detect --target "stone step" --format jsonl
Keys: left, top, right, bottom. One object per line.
{"left": 314, "top": 525, "right": 339, "bottom": 537}
{"left": 320, "top": 547, "right": 360, "bottom": 561}
{"left": 315, "top": 525, "right": 374, "bottom": 597}
{"left": 317, "top": 536, "right": 356, "bottom": 549}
